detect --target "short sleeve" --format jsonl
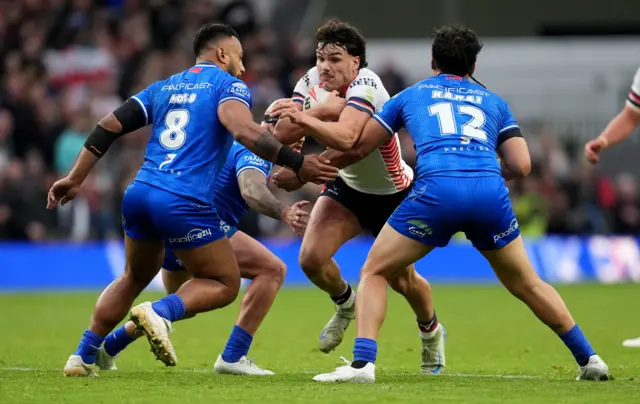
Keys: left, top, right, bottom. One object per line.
{"left": 235, "top": 146, "right": 273, "bottom": 179}
{"left": 292, "top": 67, "right": 316, "bottom": 105}
{"left": 130, "top": 83, "right": 155, "bottom": 125}
{"left": 626, "top": 68, "right": 640, "bottom": 114}
{"left": 345, "top": 76, "right": 387, "bottom": 116}
{"left": 219, "top": 78, "right": 253, "bottom": 109}
{"left": 498, "top": 101, "right": 519, "bottom": 135}
{"left": 372, "top": 93, "right": 404, "bottom": 135}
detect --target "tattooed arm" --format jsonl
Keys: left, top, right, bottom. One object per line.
{"left": 238, "top": 169, "right": 288, "bottom": 220}
{"left": 238, "top": 169, "right": 309, "bottom": 235}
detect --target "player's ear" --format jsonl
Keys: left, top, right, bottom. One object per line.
{"left": 216, "top": 46, "right": 227, "bottom": 65}
{"left": 352, "top": 56, "right": 360, "bottom": 71}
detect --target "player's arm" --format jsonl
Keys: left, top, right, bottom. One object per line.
{"left": 218, "top": 100, "right": 339, "bottom": 183}
{"left": 273, "top": 97, "right": 345, "bottom": 145}
{"left": 67, "top": 99, "right": 148, "bottom": 185}
{"left": 282, "top": 105, "right": 369, "bottom": 151}
{"left": 599, "top": 104, "right": 640, "bottom": 147}
{"left": 238, "top": 169, "right": 289, "bottom": 220}
{"left": 585, "top": 104, "right": 640, "bottom": 163}
{"left": 237, "top": 169, "right": 309, "bottom": 234}
{"left": 497, "top": 136, "right": 531, "bottom": 180}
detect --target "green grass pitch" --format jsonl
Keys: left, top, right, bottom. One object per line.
{"left": 1, "top": 284, "right": 640, "bottom": 403}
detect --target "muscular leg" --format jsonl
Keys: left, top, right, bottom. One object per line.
{"left": 232, "top": 231, "right": 286, "bottom": 335}
{"left": 481, "top": 235, "right": 608, "bottom": 380}
{"left": 64, "top": 236, "right": 164, "bottom": 376}
{"left": 172, "top": 237, "right": 241, "bottom": 314}
{"left": 388, "top": 264, "right": 434, "bottom": 325}
{"left": 356, "top": 224, "right": 434, "bottom": 342}
{"left": 214, "top": 232, "right": 286, "bottom": 374}
{"left": 299, "top": 196, "right": 361, "bottom": 297}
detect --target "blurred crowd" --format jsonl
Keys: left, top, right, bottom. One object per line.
{"left": 0, "top": 0, "right": 638, "bottom": 242}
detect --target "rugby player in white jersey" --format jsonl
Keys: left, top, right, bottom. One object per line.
{"left": 585, "top": 67, "right": 640, "bottom": 348}
{"left": 271, "top": 19, "right": 445, "bottom": 374}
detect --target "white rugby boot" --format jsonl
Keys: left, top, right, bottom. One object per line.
{"left": 576, "top": 355, "right": 610, "bottom": 381}
{"left": 63, "top": 355, "right": 99, "bottom": 377}
{"left": 421, "top": 323, "right": 446, "bottom": 375}
{"left": 130, "top": 302, "right": 177, "bottom": 366}
{"left": 213, "top": 355, "right": 275, "bottom": 376}
{"left": 313, "top": 357, "right": 375, "bottom": 383}
{"left": 96, "top": 345, "right": 118, "bottom": 371}
{"left": 622, "top": 336, "right": 640, "bottom": 348}
{"left": 319, "top": 291, "right": 356, "bottom": 353}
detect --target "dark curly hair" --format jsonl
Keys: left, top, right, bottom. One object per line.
{"left": 316, "top": 19, "right": 368, "bottom": 68}
{"left": 432, "top": 24, "right": 483, "bottom": 78}
{"left": 193, "top": 23, "right": 239, "bottom": 57}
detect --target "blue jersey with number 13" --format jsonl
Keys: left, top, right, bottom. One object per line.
{"left": 131, "top": 62, "right": 252, "bottom": 205}
{"left": 374, "top": 74, "right": 518, "bottom": 182}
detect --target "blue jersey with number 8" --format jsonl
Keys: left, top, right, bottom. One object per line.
{"left": 373, "top": 74, "right": 518, "bottom": 181}
{"left": 131, "top": 62, "right": 252, "bottom": 205}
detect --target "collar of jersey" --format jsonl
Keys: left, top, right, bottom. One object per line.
{"left": 194, "top": 62, "right": 220, "bottom": 68}
{"left": 436, "top": 73, "right": 468, "bottom": 81}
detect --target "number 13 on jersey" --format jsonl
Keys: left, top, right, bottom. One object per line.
{"left": 429, "top": 102, "right": 487, "bottom": 141}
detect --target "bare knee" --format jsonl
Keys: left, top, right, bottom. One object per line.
{"left": 268, "top": 259, "right": 287, "bottom": 287}
{"left": 299, "top": 246, "right": 329, "bottom": 277}
{"left": 219, "top": 273, "right": 242, "bottom": 307}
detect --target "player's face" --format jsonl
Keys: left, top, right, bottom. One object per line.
{"left": 316, "top": 43, "right": 359, "bottom": 92}
{"left": 224, "top": 37, "right": 246, "bottom": 78}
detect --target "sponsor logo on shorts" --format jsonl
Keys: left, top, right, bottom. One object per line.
{"left": 407, "top": 219, "right": 432, "bottom": 238}
{"left": 494, "top": 219, "right": 519, "bottom": 243}
{"left": 168, "top": 228, "right": 212, "bottom": 244}
{"left": 219, "top": 220, "right": 231, "bottom": 234}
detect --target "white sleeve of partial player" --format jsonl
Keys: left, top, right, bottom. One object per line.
{"left": 626, "top": 67, "right": 640, "bottom": 114}
{"left": 292, "top": 67, "right": 318, "bottom": 104}
{"left": 345, "top": 73, "right": 390, "bottom": 116}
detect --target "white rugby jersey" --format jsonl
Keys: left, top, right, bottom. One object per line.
{"left": 292, "top": 67, "right": 413, "bottom": 195}
{"left": 627, "top": 67, "right": 640, "bottom": 114}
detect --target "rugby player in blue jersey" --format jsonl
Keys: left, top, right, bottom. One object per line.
{"left": 313, "top": 24, "right": 610, "bottom": 383}
{"left": 95, "top": 105, "right": 308, "bottom": 376}
{"left": 46, "top": 23, "right": 337, "bottom": 376}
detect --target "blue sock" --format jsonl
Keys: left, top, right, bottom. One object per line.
{"left": 151, "top": 294, "right": 186, "bottom": 322}
{"left": 221, "top": 325, "right": 253, "bottom": 363}
{"left": 103, "top": 325, "right": 136, "bottom": 357}
{"left": 559, "top": 324, "right": 595, "bottom": 366}
{"left": 353, "top": 338, "right": 377, "bottom": 365}
{"left": 73, "top": 330, "right": 105, "bottom": 364}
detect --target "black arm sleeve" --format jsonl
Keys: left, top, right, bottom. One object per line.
{"left": 113, "top": 98, "right": 148, "bottom": 134}
{"left": 497, "top": 127, "right": 523, "bottom": 146}
{"left": 84, "top": 99, "right": 148, "bottom": 157}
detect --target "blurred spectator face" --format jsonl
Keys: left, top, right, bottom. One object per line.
{"left": 5, "top": 72, "right": 27, "bottom": 102}
{"left": 70, "top": 107, "right": 94, "bottom": 133}
{"left": 6, "top": 159, "right": 25, "bottom": 181}
{"left": 316, "top": 43, "right": 359, "bottom": 92}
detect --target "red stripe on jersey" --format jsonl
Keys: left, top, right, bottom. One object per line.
{"left": 378, "top": 136, "right": 410, "bottom": 191}
{"left": 629, "top": 90, "right": 640, "bottom": 103}
{"left": 189, "top": 67, "right": 202, "bottom": 73}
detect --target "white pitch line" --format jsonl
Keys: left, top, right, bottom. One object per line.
{"left": 1, "top": 367, "right": 541, "bottom": 379}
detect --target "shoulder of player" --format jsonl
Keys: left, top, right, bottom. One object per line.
{"left": 349, "top": 68, "right": 384, "bottom": 89}
{"left": 300, "top": 67, "right": 320, "bottom": 88}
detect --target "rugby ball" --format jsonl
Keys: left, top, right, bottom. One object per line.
{"left": 304, "top": 84, "right": 333, "bottom": 110}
